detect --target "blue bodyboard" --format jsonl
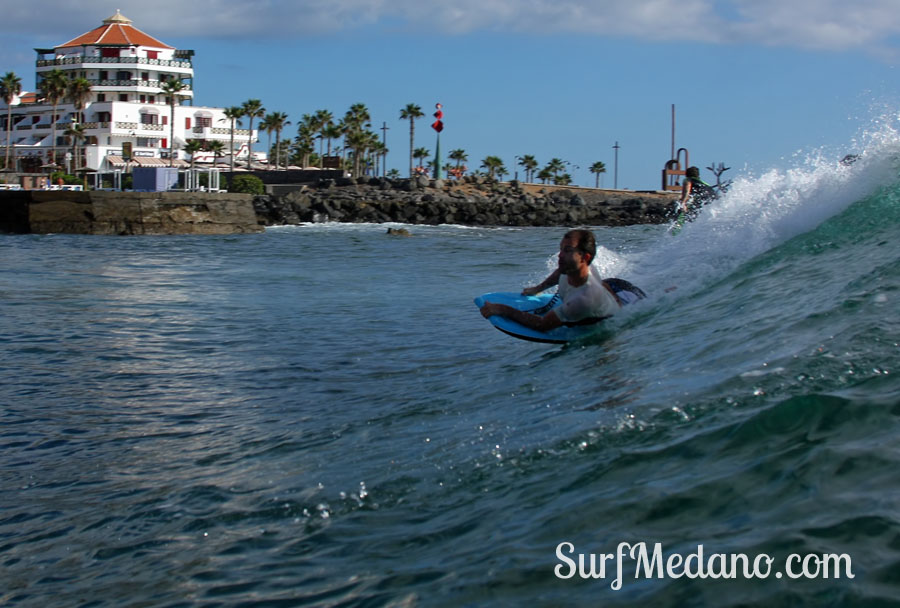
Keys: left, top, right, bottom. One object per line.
{"left": 474, "top": 292, "right": 600, "bottom": 344}
{"left": 475, "top": 279, "right": 646, "bottom": 344}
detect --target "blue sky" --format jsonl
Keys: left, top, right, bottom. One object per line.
{"left": 2, "top": 0, "right": 900, "bottom": 189}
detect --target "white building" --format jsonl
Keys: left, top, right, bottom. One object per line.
{"left": 1, "top": 10, "right": 257, "bottom": 174}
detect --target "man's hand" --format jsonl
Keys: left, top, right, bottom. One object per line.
{"left": 480, "top": 303, "right": 501, "bottom": 318}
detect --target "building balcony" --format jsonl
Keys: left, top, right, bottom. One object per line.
{"left": 211, "top": 127, "right": 251, "bottom": 136}
{"left": 91, "top": 79, "right": 193, "bottom": 92}
{"left": 37, "top": 56, "right": 192, "bottom": 69}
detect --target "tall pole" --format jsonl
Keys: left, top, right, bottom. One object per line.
{"left": 431, "top": 103, "right": 444, "bottom": 179}
{"left": 671, "top": 104, "right": 676, "bottom": 160}
{"left": 380, "top": 121, "right": 389, "bottom": 178}
{"left": 613, "top": 141, "right": 620, "bottom": 189}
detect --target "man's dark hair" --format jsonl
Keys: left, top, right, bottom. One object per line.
{"left": 564, "top": 229, "right": 596, "bottom": 262}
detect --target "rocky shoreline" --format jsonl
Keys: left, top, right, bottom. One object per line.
{"left": 253, "top": 175, "right": 678, "bottom": 227}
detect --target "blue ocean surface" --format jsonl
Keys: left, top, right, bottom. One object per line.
{"left": 1, "top": 141, "right": 899, "bottom": 606}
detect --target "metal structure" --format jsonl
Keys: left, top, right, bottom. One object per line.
{"left": 662, "top": 147, "right": 689, "bottom": 191}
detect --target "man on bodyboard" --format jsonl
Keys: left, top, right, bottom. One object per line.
{"left": 478, "top": 229, "right": 643, "bottom": 333}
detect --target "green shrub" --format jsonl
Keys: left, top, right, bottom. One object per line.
{"left": 228, "top": 174, "right": 265, "bottom": 195}
{"left": 49, "top": 171, "right": 80, "bottom": 185}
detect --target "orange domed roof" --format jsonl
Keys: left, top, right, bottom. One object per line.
{"left": 56, "top": 10, "right": 173, "bottom": 49}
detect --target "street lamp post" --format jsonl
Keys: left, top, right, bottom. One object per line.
{"left": 380, "top": 121, "right": 389, "bottom": 178}
{"left": 613, "top": 141, "right": 620, "bottom": 189}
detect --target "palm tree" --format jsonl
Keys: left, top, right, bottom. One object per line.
{"left": 241, "top": 99, "right": 265, "bottom": 168}
{"left": 184, "top": 139, "right": 204, "bottom": 171}
{"left": 589, "top": 161, "right": 607, "bottom": 188}
{"left": 64, "top": 123, "right": 86, "bottom": 173}
{"left": 341, "top": 104, "right": 372, "bottom": 176}
{"left": 1, "top": 71, "right": 22, "bottom": 174}
{"left": 363, "top": 130, "right": 380, "bottom": 176}
{"left": 65, "top": 75, "right": 93, "bottom": 180}
{"left": 399, "top": 103, "right": 424, "bottom": 178}
{"left": 370, "top": 139, "right": 387, "bottom": 176}
{"left": 537, "top": 167, "right": 553, "bottom": 184}
{"left": 519, "top": 155, "right": 538, "bottom": 182}
{"left": 206, "top": 140, "right": 225, "bottom": 168}
{"left": 221, "top": 105, "right": 244, "bottom": 173}
{"left": 161, "top": 79, "right": 186, "bottom": 167}
{"left": 346, "top": 129, "right": 370, "bottom": 177}
{"left": 322, "top": 122, "right": 342, "bottom": 162}
{"left": 480, "top": 155, "right": 505, "bottom": 180}
{"left": 313, "top": 109, "right": 333, "bottom": 165}
{"left": 273, "top": 140, "right": 293, "bottom": 168}
{"left": 292, "top": 136, "right": 315, "bottom": 169}
{"left": 40, "top": 69, "right": 68, "bottom": 167}
{"left": 449, "top": 148, "right": 467, "bottom": 169}
{"left": 267, "top": 111, "right": 290, "bottom": 170}
{"left": 343, "top": 103, "right": 370, "bottom": 140}
{"left": 295, "top": 115, "right": 317, "bottom": 168}
{"left": 65, "top": 77, "right": 92, "bottom": 124}
{"left": 258, "top": 114, "right": 274, "bottom": 168}
{"left": 413, "top": 147, "right": 430, "bottom": 173}
{"left": 544, "top": 157, "right": 566, "bottom": 180}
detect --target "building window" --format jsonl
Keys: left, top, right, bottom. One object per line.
{"left": 146, "top": 51, "right": 159, "bottom": 60}
{"left": 195, "top": 117, "right": 212, "bottom": 128}
{"left": 118, "top": 94, "right": 128, "bottom": 102}
{"left": 101, "top": 48, "right": 121, "bottom": 58}
{"left": 140, "top": 114, "right": 158, "bottom": 125}
{"left": 140, "top": 95, "right": 146, "bottom": 103}
{"left": 141, "top": 72, "right": 149, "bottom": 81}
{"left": 97, "top": 94, "right": 106, "bottom": 102}
{"left": 185, "top": 117, "right": 191, "bottom": 129}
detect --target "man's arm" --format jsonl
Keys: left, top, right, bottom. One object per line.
{"left": 679, "top": 180, "right": 693, "bottom": 210}
{"left": 522, "top": 268, "right": 560, "bottom": 296}
{"left": 479, "top": 302, "right": 564, "bottom": 332}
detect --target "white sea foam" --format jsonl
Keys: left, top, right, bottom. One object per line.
{"left": 620, "top": 113, "right": 900, "bottom": 297}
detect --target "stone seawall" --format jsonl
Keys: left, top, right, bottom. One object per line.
{"left": 0, "top": 191, "right": 262, "bottom": 235}
{"left": 254, "top": 176, "right": 679, "bottom": 227}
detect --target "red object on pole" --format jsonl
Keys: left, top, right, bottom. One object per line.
{"left": 432, "top": 103, "right": 443, "bottom": 132}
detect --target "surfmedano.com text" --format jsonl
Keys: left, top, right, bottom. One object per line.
{"left": 554, "top": 542, "right": 854, "bottom": 590}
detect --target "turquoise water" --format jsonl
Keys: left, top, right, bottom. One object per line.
{"left": 1, "top": 148, "right": 899, "bottom": 606}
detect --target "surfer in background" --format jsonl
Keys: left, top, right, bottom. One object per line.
{"left": 479, "top": 229, "right": 641, "bottom": 332}
{"left": 676, "top": 166, "right": 717, "bottom": 221}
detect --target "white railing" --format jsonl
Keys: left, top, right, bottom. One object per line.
{"left": 37, "top": 56, "right": 192, "bottom": 69}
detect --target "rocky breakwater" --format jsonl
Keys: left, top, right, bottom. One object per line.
{"left": 1, "top": 190, "right": 262, "bottom": 235}
{"left": 253, "top": 176, "right": 678, "bottom": 227}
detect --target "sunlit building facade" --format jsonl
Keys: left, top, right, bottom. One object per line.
{"left": 1, "top": 10, "right": 256, "bottom": 173}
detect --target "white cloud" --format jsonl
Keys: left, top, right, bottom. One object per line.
{"left": 0, "top": 0, "right": 898, "bottom": 54}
